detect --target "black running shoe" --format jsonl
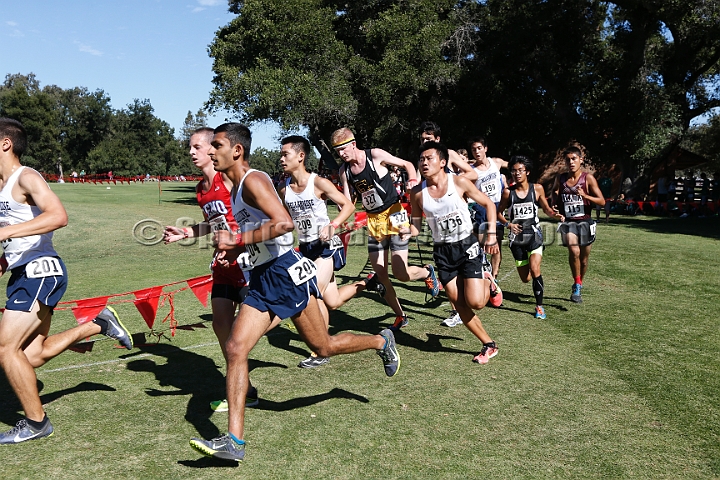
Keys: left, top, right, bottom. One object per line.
{"left": 364, "top": 272, "right": 386, "bottom": 296}
{"left": 0, "top": 418, "right": 54, "bottom": 444}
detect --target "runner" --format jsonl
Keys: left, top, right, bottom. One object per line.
{"left": 400, "top": 141, "right": 500, "bottom": 363}
{"left": 189, "top": 123, "right": 400, "bottom": 462}
{"left": 497, "top": 156, "right": 564, "bottom": 319}
{"left": 0, "top": 118, "right": 132, "bottom": 444}
{"left": 163, "top": 127, "right": 254, "bottom": 413}
{"left": 334, "top": 127, "right": 440, "bottom": 331}
{"left": 279, "top": 135, "right": 385, "bottom": 368}
{"left": 551, "top": 144, "right": 605, "bottom": 303}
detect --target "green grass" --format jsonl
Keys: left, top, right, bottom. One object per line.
{"left": 0, "top": 182, "right": 719, "bottom": 479}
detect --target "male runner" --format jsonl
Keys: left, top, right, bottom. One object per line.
{"left": 497, "top": 156, "right": 564, "bottom": 319}
{"left": 189, "top": 123, "right": 400, "bottom": 462}
{"left": 469, "top": 137, "right": 508, "bottom": 281}
{"left": 0, "top": 118, "right": 132, "bottom": 444}
{"left": 334, "top": 127, "right": 439, "bottom": 331}
{"left": 163, "top": 127, "right": 254, "bottom": 413}
{"left": 551, "top": 144, "right": 605, "bottom": 303}
{"left": 279, "top": 135, "right": 385, "bottom": 368}
{"left": 401, "top": 141, "right": 500, "bottom": 363}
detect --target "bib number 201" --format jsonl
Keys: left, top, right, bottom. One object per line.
{"left": 288, "top": 257, "right": 317, "bottom": 286}
{"left": 26, "top": 257, "right": 62, "bottom": 278}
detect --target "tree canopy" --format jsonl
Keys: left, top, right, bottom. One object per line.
{"left": 207, "top": 0, "right": 720, "bottom": 176}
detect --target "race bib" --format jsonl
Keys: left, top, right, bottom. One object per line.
{"left": 563, "top": 194, "right": 585, "bottom": 218}
{"left": 26, "top": 256, "right": 62, "bottom": 278}
{"left": 512, "top": 202, "right": 534, "bottom": 220}
{"left": 328, "top": 235, "right": 343, "bottom": 249}
{"left": 361, "top": 188, "right": 382, "bottom": 210}
{"left": 590, "top": 222, "right": 596, "bottom": 236}
{"left": 294, "top": 214, "right": 315, "bottom": 234}
{"left": 481, "top": 181, "right": 497, "bottom": 196}
{"left": 437, "top": 209, "right": 464, "bottom": 237}
{"left": 389, "top": 209, "right": 409, "bottom": 228}
{"left": 236, "top": 242, "right": 272, "bottom": 270}
{"left": 209, "top": 215, "right": 231, "bottom": 233}
{"left": 466, "top": 242, "right": 480, "bottom": 260}
{"left": 287, "top": 256, "right": 317, "bottom": 286}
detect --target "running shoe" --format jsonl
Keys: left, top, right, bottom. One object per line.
{"left": 190, "top": 433, "right": 245, "bottom": 462}
{"left": 440, "top": 310, "right": 462, "bottom": 327}
{"left": 210, "top": 386, "right": 259, "bottom": 412}
{"left": 377, "top": 328, "right": 400, "bottom": 377}
{"left": 570, "top": 283, "right": 583, "bottom": 303}
{"left": 424, "top": 264, "right": 440, "bottom": 298}
{"left": 389, "top": 315, "right": 409, "bottom": 331}
{"left": 535, "top": 305, "right": 547, "bottom": 319}
{"left": 298, "top": 354, "right": 330, "bottom": 369}
{"left": 363, "top": 272, "right": 386, "bottom": 296}
{"left": 484, "top": 272, "right": 503, "bottom": 307}
{"left": 96, "top": 306, "right": 133, "bottom": 350}
{"left": 0, "top": 418, "right": 54, "bottom": 444}
{"left": 472, "top": 341, "right": 498, "bottom": 364}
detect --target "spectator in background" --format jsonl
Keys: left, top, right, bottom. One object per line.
{"left": 657, "top": 175, "right": 668, "bottom": 203}
{"left": 685, "top": 171, "right": 695, "bottom": 202}
{"left": 596, "top": 174, "right": 612, "bottom": 223}
{"left": 668, "top": 177, "right": 677, "bottom": 201}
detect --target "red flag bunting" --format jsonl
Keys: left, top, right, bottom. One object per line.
{"left": 71, "top": 296, "right": 110, "bottom": 324}
{"left": 133, "top": 286, "right": 164, "bottom": 329}
{"left": 186, "top": 275, "right": 213, "bottom": 308}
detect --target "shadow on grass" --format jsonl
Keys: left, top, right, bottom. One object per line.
{"left": 177, "top": 457, "right": 239, "bottom": 468}
{"left": 605, "top": 214, "right": 720, "bottom": 239}
{"left": 124, "top": 344, "right": 287, "bottom": 440}
{"left": 0, "top": 377, "right": 116, "bottom": 427}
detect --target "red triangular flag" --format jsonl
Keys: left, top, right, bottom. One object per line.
{"left": 69, "top": 342, "right": 94, "bottom": 353}
{"left": 71, "top": 296, "right": 110, "bottom": 324}
{"left": 186, "top": 275, "right": 213, "bottom": 308}
{"left": 133, "top": 286, "right": 164, "bottom": 329}
{"left": 339, "top": 230, "right": 352, "bottom": 251}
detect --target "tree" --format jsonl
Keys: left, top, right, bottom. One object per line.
{"left": 180, "top": 109, "right": 209, "bottom": 144}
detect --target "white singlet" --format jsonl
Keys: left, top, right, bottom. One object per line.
{"left": 474, "top": 161, "right": 503, "bottom": 204}
{"left": 284, "top": 173, "right": 330, "bottom": 244}
{"left": 422, "top": 176, "right": 473, "bottom": 244}
{"left": 0, "top": 167, "right": 59, "bottom": 269}
{"left": 232, "top": 169, "right": 294, "bottom": 270}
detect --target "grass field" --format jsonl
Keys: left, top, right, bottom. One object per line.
{"left": 0, "top": 182, "right": 719, "bottom": 479}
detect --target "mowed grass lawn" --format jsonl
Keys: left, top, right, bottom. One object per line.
{"left": 0, "top": 182, "right": 719, "bottom": 479}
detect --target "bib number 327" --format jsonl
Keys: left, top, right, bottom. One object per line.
{"left": 288, "top": 257, "right": 317, "bottom": 286}
{"left": 26, "top": 256, "right": 62, "bottom": 278}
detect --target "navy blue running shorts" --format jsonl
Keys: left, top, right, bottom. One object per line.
{"left": 299, "top": 237, "right": 347, "bottom": 271}
{"left": 5, "top": 256, "right": 68, "bottom": 312}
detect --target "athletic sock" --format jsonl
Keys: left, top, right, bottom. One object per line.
{"left": 533, "top": 275, "right": 544, "bottom": 306}
{"left": 229, "top": 432, "right": 245, "bottom": 446}
{"left": 574, "top": 276, "right": 582, "bottom": 285}
{"left": 92, "top": 315, "right": 108, "bottom": 335}
{"left": 26, "top": 415, "right": 48, "bottom": 430}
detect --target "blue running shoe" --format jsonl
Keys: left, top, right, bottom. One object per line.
{"left": 0, "top": 418, "right": 54, "bottom": 444}
{"left": 424, "top": 264, "right": 440, "bottom": 298}
{"left": 571, "top": 283, "right": 583, "bottom": 303}
{"left": 535, "top": 305, "right": 547, "bottom": 319}
{"left": 377, "top": 329, "right": 400, "bottom": 377}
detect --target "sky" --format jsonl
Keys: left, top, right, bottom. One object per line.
{"left": 2, "top": 0, "right": 282, "bottom": 150}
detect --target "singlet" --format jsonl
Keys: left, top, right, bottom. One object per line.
{"left": 508, "top": 185, "right": 540, "bottom": 231}
{"left": 473, "top": 161, "right": 503, "bottom": 204}
{"left": 422, "top": 177, "right": 473, "bottom": 244}
{"left": 284, "top": 173, "right": 330, "bottom": 244}
{"left": 558, "top": 172, "right": 591, "bottom": 221}
{"left": 231, "top": 169, "right": 294, "bottom": 270}
{"left": 344, "top": 150, "right": 399, "bottom": 214}
{"left": 0, "top": 167, "right": 59, "bottom": 269}
{"left": 197, "top": 173, "right": 245, "bottom": 283}
{"left": 196, "top": 172, "right": 239, "bottom": 233}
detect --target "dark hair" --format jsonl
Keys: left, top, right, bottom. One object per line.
{"left": 562, "top": 145, "right": 583, "bottom": 158}
{"left": 420, "top": 121, "right": 441, "bottom": 138}
{"left": 508, "top": 155, "right": 533, "bottom": 172}
{"left": 214, "top": 123, "right": 252, "bottom": 160}
{"left": 0, "top": 117, "right": 27, "bottom": 157}
{"left": 419, "top": 141, "right": 448, "bottom": 163}
{"left": 281, "top": 135, "right": 311, "bottom": 158}
{"left": 469, "top": 136, "right": 487, "bottom": 149}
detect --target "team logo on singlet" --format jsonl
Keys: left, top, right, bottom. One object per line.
{"left": 202, "top": 200, "right": 228, "bottom": 219}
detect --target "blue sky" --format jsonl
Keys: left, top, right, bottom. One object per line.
{"left": 3, "top": 0, "right": 282, "bottom": 150}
